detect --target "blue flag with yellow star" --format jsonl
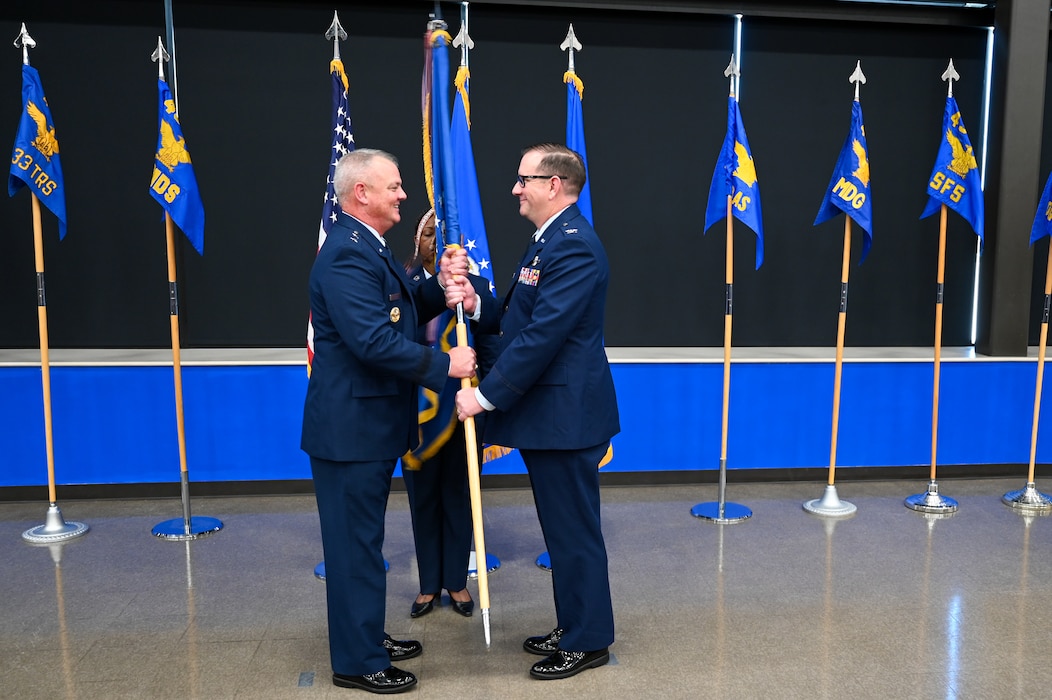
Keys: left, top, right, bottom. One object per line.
{"left": 814, "top": 100, "right": 873, "bottom": 262}
{"left": 920, "top": 96, "right": 983, "bottom": 245}
{"left": 452, "top": 65, "right": 495, "bottom": 295}
{"left": 1031, "top": 171, "right": 1052, "bottom": 246}
{"left": 149, "top": 78, "right": 205, "bottom": 255}
{"left": 9, "top": 65, "right": 66, "bottom": 239}
{"left": 704, "top": 96, "right": 764, "bottom": 268}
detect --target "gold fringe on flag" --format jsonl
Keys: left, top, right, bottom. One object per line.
{"left": 455, "top": 65, "right": 471, "bottom": 126}
{"left": 563, "top": 69, "right": 584, "bottom": 100}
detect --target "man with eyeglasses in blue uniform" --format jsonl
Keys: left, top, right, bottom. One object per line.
{"left": 446, "top": 142, "right": 620, "bottom": 681}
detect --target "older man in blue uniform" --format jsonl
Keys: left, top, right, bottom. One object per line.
{"left": 302, "top": 148, "right": 475, "bottom": 694}
{"left": 450, "top": 143, "right": 620, "bottom": 681}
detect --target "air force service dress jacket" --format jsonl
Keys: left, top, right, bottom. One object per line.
{"left": 301, "top": 211, "right": 452, "bottom": 462}
{"left": 474, "top": 203, "right": 620, "bottom": 450}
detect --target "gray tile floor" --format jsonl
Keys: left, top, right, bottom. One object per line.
{"left": 3, "top": 477, "right": 1052, "bottom": 699}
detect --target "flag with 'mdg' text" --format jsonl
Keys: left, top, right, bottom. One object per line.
{"left": 9, "top": 64, "right": 66, "bottom": 239}
{"left": 814, "top": 100, "right": 873, "bottom": 262}
{"left": 149, "top": 78, "right": 205, "bottom": 255}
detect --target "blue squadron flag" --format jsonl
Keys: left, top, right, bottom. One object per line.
{"left": 815, "top": 100, "right": 873, "bottom": 262}
{"left": 565, "top": 69, "right": 593, "bottom": 225}
{"left": 9, "top": 64, "right": 66, "bottom": 239}
{"left": 405, "top": 22, "right": 461, "bottom": 470}
{"left": 704, "top": 96, "right": 764, "bottom": 268}
{"left": 308, "top": 56, "right": 356, "bottom": 372}
{"left": 451, "top": 64, "right": 495, "bottom": 294}
{"left": 921, "top": 96, "right": 984, "bottom": 244}
{"left": 149, "top": 78, "right": 205, "bottom": 254}
{"left": 428, "top": 27, "right": 460, "bottom": 254}
{"left": 1032, "top": 171, "right": 1052, "bottom": 246}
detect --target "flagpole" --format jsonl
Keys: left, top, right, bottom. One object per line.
{"left": 693, "top": 57, "right": 750, "bottom": 524}
{"left": 149, "top": 37, "right": 222, "bottom": 540}
{"left": 428, "top": 15, "right": 493, "bottom": 644}
{"left": 454, "top": 3, "right": 492, "bottom": 645}
{"left": 311, "top": 10, "right": 385, "bottom": 582}
{"left": 805, "top": 215, "right": 858, "bottom": 516}
{"left": 15, "top": 24, "right": 88, "bottom": 545}
{"left": 452, "top": 1, "right": 501, "bottom": 585}
{"left": 907, "top": 61, "right": 961, "bottom": 515}
{"left": 536, "top": 22, "right": 592, "bottom": 569}
{"left": 1003, "top": 241, "right": 1052, "bottom": 511}
{"left": 456, "top": 316, "right": 491, "bottom": 644}
{"left": 805, "top": 66, "right": 867, "bottom": 518}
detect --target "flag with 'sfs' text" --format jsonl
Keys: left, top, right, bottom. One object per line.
{"left": 814, "top": 100, "right": 873, "bottom": 263}
{"left": 704, "top": 95, "right": 764, "bottom": 269}
{"left": 150, "top": 78, "right": 205, "bottom": 255}
{"left": 920, "top": 95, "right": 984, "bottom": 247}
{"left": 9, "top": 64, "right": 66, "bottom": 239}
{"left": 307, "top": 58, "right": 356, "bottom": 372}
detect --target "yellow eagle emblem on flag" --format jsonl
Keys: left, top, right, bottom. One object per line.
{"left": 156, "top": 119, "right": 193, "bottom": 173}
{"left": 852, "top": 139, "right": 869, "bottom": 187}
{"left": 27, "top": 100, "right": 59, "bottom": 160}
{"left": 946, "top": 128, "right": 977, "bottom": 177}
{"left": 732, "top": 141, "right": 757, "bottom": 188}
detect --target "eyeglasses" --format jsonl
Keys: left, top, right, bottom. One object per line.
{"left": 516, "top": 174, "right": 563, "bottom": 187}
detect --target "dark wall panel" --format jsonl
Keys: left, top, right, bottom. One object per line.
{"left": 1029, "top": 53, "right": 1052, "bottom": 345}
{"left": 0, "top": 1, "right": 989, "bottom": 349}
{"left": 736, "top": 18, "right": 986, "bottom": 347}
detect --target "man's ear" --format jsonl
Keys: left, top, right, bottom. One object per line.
{"left": 354, "top": 180, "right": 369, "bottom": 204}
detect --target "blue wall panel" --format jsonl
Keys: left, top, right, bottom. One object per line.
{"left": 0, "top": 359, "right": 1045, "bottom": 487}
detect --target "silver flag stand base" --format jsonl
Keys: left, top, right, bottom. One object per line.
{"left": 905, "top": 480, "right": 958, "bottom": 514}
{"left": 152, "top": 516, "right": 223, "bottom": 541}
{"left": 22, "top": 504, "right": 89, "bottom": 544}
{"left": 468, "top": 551, "right": 500, "bottom": 579}
{"left": 803, "top": 484, "right": 857, "bottom": 517}
{"left": 691, "top": 501, "right": 752, "bottom": 523}
{"left": 152, "top": 472, "right": 223, "bottom": 540}
{"left": 1002, "top": 482, "right": 1052, "bottom": 514}
{"left": 314, "top": 560, "right": 389, "bottom": 581}
{"left": 692, "top": 458, "right": 752, "bottom": 523}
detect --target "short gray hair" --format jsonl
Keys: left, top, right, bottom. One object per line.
{"left": 332, "top": 149, "right": 399, "bottom": 201}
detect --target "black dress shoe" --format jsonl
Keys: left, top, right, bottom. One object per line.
{"left": 523, "top": 627, "right": 564, "bottom": 656}
{"left": 409, "top": 594, "right": 437, "bottom": 619}
{"left": 333, "top": 666, "right": 417, "bottom": 693}
{"left": 530, "top": 648, "right": 610, "bottom": 680}
{"left": 448, "top": 593, "right": 474, "bottom": 617}
{"left": 382, "top": 634, "right": 422, "bottom": 661}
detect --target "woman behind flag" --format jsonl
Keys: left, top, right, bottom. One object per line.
{"left": 402, "top": 207, "right": 497, "bottom": 619}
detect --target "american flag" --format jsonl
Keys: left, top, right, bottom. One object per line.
{"left": 307, "top": 58, "right": 356, "bottom": 371}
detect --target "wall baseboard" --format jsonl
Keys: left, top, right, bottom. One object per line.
{"left": 0, "top": 464, "right": 1029, "bottom": 502}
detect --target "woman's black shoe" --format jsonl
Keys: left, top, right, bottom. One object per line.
{"left": 448, "top": 592, "right": 474, "bottom": 617}
{"left": 410, "top": 594, "right": 437, "bottom": 618}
